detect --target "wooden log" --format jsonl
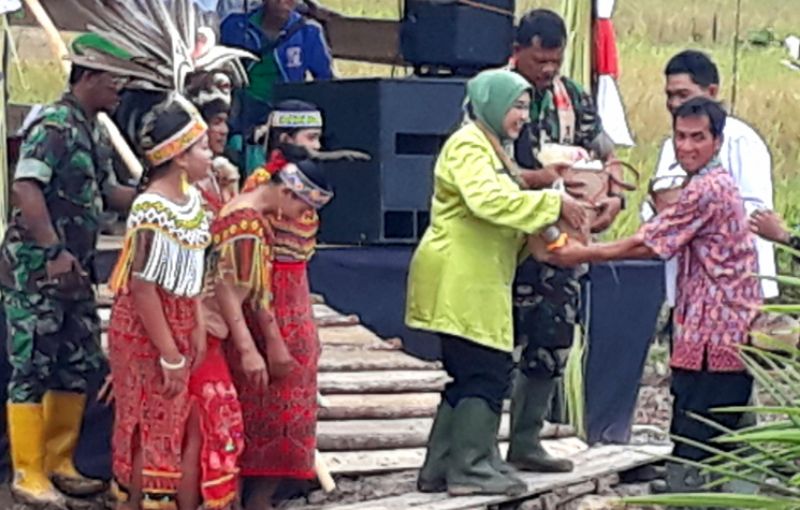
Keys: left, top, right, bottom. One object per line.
{"left": 318, "top": 325, "right": 389, "bottom": 349}
{"left": 317, "top": 416, "right": 579, "bottom": 451}
{"left": 314, "top": 309, "right": 360, "bottom": 328}
{"left": 318, "top": 393, "right": 440, "bottom": 420}
{"left": 319, "top": 347, "right": 440, "bottom": 372}
{"left": 520, "top": 480, "right": 598, "bottom": 510}
{"left": 318, "top": 370, "right": 449, "bottom": 395}
{"left": 320, "top": 444, "right": 672, "bottom": 509}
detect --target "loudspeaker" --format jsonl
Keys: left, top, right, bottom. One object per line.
{"left": 274, "top": 78, "right": 467, "bottom": 244}
{"left": 401, "top": 0, "right": 515, "bottom": 75}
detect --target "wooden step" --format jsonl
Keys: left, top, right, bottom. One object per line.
{"left": 318, "top": 393, "right": 441, "bottom": 420}
{"left": 320, "top": 347, "right": 440, "bottom": 372}
{"left": 320, "top": 437, "right": 589, "bottom": 475}
{"left": 318, "top": 370, "right": 449, "bottom": 395}
{"left": 321, "top": 443, "right": 671, "bottom": 509}
{"left": 316, "top": 415, "right": 574, "bottom": 451}
{"left": 318, "top": 325, "right": 388, "bottom": 348}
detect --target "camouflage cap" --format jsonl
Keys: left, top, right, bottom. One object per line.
{"left": 71, "top": 33, "right": 133, "bottom": 61}
{"left": 69, "top": 32, "right": 167, "bottom": 86}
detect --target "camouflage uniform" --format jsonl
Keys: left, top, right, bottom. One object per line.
{"left": 506, "top": 76, "right": 607, "bottom": 473}
{"left": 513, "top": 76, "right": 604, "bottom": 379}
{"left": 0, "top": 93, "right": 117, "bottom": 404}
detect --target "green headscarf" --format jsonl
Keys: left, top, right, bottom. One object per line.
{"left": 466, "top": 69, "right": 531, "bottom": 139}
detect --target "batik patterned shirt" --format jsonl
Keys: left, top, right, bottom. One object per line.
{"left": 640, "top": 162, "right": 762, "bottom": 372}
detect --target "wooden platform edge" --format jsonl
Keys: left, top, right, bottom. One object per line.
{"left": 320, "top": 443, "right": 671, "bottom": 509}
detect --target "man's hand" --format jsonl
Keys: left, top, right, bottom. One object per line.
{"left": 560, "top": 194, "right": 590, "bottom": 231}
{"left": 545, "top": 239, "right": 590, "bottom": 267}
{"left": 591, "top": 196, "right": 623, "bottom": 233}
{"left": 750, "top": 210, "right": 791, "bottom": 245}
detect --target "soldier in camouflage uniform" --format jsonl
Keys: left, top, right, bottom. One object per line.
{"left": 505, "top": 9, "right": 624, "bottom": 473}
{"left": 0, "top": 34, "right": 137, "bottom": 508}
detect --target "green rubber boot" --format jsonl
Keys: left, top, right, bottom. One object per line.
{"left": 507, "top": 373, "right": 574, "bottom": 473}
{"left": 447, "top": 398, "right": 527, "bottom": 497}
{"left": 417, "top": 401, "right": 454, "bottom": 493}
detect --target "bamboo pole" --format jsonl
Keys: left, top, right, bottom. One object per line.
{"left": 23, "top": 0, "right": 143, "bottom": 179}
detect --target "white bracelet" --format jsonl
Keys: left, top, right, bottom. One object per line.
{"left": 159, "top": 355, "right": 187, "bottom": 371}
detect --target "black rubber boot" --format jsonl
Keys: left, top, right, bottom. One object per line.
{"left": 507, "top": 373, "right": 574, "bottom": 473}
{"left": 417, "top": 401, "right": 454, "bottom": 493}
{"left": 447, "top": 398, "right": 527, "bottom": 497}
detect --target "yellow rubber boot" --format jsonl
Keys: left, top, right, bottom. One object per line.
{"left": 7, "top": 402, "right": 67, "bottom": 508}
{"left": 43, "top": 391, "right": 106, "bottom": 496}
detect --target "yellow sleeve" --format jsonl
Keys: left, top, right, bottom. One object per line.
{"left": 442, "top": 136, "right": 562, "bottom": 234}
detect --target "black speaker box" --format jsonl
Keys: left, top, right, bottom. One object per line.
{"left": 274, "top": 78, "right": 467, "bottom": 244}
{"left": 401, "top": 0, "right": 515, "bottom": 74}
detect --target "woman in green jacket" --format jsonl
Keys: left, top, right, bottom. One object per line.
{"left": 406, "top": 69, "right": 586, "bottom": 497}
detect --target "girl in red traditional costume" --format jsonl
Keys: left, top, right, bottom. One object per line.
{"left": 233, "top": 101, "right": 321, "bottom": 510}
{"left": 240, "top": 100, "right": 367, "bottom": 509}
{"left": 209, "top": 146, "right": 332, "bottom": 510}
{"left": 107, "top": 96, "right": 243, "bottom": 510}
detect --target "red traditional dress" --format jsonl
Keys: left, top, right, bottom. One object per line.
{"left": 235, "top": 210, "right": 321, "bottom": 478}
{"left": 107, "top": 188, "right": 243, "bottom": 509}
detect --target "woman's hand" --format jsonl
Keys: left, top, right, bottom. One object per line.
{"left": 560, "top": 194, "right": 590, "bottom": 231}
{"left": 160, "top": 351, "right": 189, "bottom": 400}
{"left": 240, "top": 348, "right": 269, "bottom": 390}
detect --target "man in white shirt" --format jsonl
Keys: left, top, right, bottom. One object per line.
{"left": 648, "top": 50, "right": 778, "bottom": 303}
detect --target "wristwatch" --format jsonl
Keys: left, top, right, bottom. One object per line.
{"left": 44, "top": 244, "right": 65, "bottom": 261}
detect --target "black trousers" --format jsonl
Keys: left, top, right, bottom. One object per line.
{"left": 670, "top": 368, "right": 753, "bottom": 461}
{"left": 439, "top": 334, "right": 513, "bottom": 414}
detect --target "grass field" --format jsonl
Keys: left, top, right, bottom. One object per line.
{"left": 6, "top": 0, "right": 800, "bottom": 275}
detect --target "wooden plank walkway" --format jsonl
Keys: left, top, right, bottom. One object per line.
{"left": 320, "top": 444, "right": 670, "bottom": 510}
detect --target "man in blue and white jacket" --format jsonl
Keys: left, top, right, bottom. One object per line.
{"left": 221, "top": 0, "right": 334, "bottom": 172}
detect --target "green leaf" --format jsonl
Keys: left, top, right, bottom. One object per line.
{"left": 776, "top": 243, "right": 800, "bottom": 262}
{"left": 719, "top": 428, "right": 800, "bottom": 445}
{"left": 762, "top": 304, "right": 800, "bottom": 314}
{"left": 760, "top": 274, "right": 800, "bottom": 287}
{"left": 624, "top": 493, "right": 799, "bottom": 508}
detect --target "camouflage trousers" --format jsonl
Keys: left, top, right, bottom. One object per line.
{"left": 2, "top": 287, "right": 104, "bottom": 403}
{"left": 513, "top": 260, "right": 584, "bottom": 379}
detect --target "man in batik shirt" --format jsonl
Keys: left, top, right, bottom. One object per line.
{"left": 548, "top": 97, "right": 761, "bottom": 493}
{"left": 0, "top": 34, "right": 136, "bottom": 508}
